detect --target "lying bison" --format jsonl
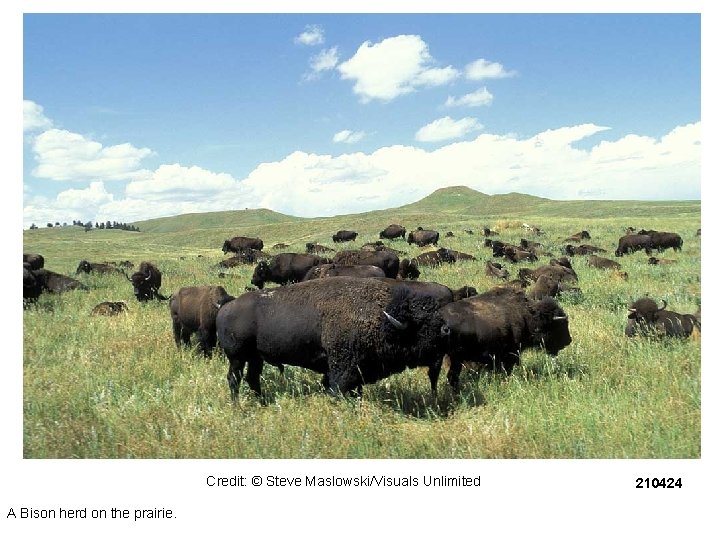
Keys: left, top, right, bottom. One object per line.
{"left": 216, "top": 277, "right": 450, "bottom": 399}
{"left": 91, "top": 301, "right": 128, "bottom": 316}
{"left": 127, "top": 262, "right": 167, "bottom": 301}
{"left": 222, "top": 236, "right": 264, "bottom": 253}
{"left": 485, "top": 261, "right": 509, "bottom": 280}
{"left": 302, "top": 263, "right": 385, "bottom": 281}
{"left": 251, "top": 253, "right": 327, "bottom": 289}
{"left": 379, "top": 224, "right": 406, "bottom": 240}
{"left": 76, "top": 260, "right": 124, "bottom": 274}
{"left": 306, "top": 242, "right": 335, "bottom": 254}
{"left": 332, "top": 230, "right": 358, "bottom": 243}
{"left": 397, "top": 258, "right": 421, "bottom": 280}
{"left": 587, "top": 255, "right": 622, "bottom": 270}
{"left": 440, "top": 287, "right": 572, "bottom": 391}
{"left": 565, "top": 231, "right": 591, "bottom": 242}
{"left": 625, "top": 298, "right": 700, "bottom": 338}
{"left": 564, "top": 244, "right": 607, "bottom": 256}
{"left": 332, "top": 250, "right": 399, "bottom": 278}
{"left": 407, "top": 229, "right": 439, "bottom": 247}
{"left": 170, "top": 285, "right": 235, "bottom": 357}
{"left": 23, "top": 253, "right": 45, "bottom": 271}
{"left": 647, "top": 257, "right": 677, "bottom": 265}
{"left": 24, "top": 265, "right": 88, "bottom": 306}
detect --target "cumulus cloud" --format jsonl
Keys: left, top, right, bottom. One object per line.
{"left": 304, "top": 47, "right": 340, "bottom": 80}
{"left": 465, "top": 58, "right": 516, "bottom": 80}
{"left": 24, "top": 100, "right": 53, "bottom": 132}
{"left": 125, "top": 163, "right": 238, "bottom": 201}
{"left": 337, "top": 35, "right": 460, "bottom": 103}
{"left": 31, "top": 128, "right": 153, "bottom": 181}
{"left": 294, "top": 24, "right": 324, "bottom": 46}
{"left": 56, "top": 181, "right": 114, "bottom": 209}
{"left": 445, "top": 87, "right": 494, "bottom": 108}
{"left": 415, "top": 116, "right": 483, "bottom": 142}
{"left": 333, "top": 130, "right": 366, "bottom": 144}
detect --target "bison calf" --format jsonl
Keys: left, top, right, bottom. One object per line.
{"left": 170, "top": 286, "right": 235, "bottom": 357}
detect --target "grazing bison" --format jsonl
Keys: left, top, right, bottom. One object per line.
{"left": 302, "top": 263, "right": 386, "bottom": 281}
{"left": 407, "top": 229, "right": 440, "bottom": 247}
{"left": 23, "top": 253, "right": 45, "bottom": 270}
{"left": 564, "top": 244, "right": 607, "bottom": 256}
{"left": 332, "top": 250, "right": 400, "bottom": 278}
{"left": 379, "top": 224, "right": 406, "bottom": 240}
{"left": 76, "top": 260, "right": 124, "bottom": 274}
{"left": 397, "top": 258, "right": 421, "bottom": 280}
{"left": 251, "top": 253, "right": 327, "bottom": 289}
{"left": 332, "top": 230, "right": 358, "bottom": 243}
{"left": 222, "top": 236, "right": 264, "bottom": 253}
{"left": 637, "top": 230, "right": 684, "bottom": 252}
{"left": 216, "top": 277, "right": 450, "bottom": 398}
{"left": 485, "top": 261, "right": 509, "bottom": 280}
{"left": 647, "top": 257, "right": 677, "bottom": 265}
{"left": 127, "top": 262, "right": 166, "bottom": 301}
{"left": 91, "top": 301, "right": 128, "bottom": 316}
{"left": 587, "top": 255, "right": 622, "bottom": 270}
{"left": 440, "top": 288, "right": 572, "bottom": 391}
{"left": 615, "top": 234, "right": 655, "bottom": 257}
{"left": 170, "top": 286, "right": 235, "bottom": 357}
{"left": 625, "top": 298, "right": 700, "bottom": 338}
{"left": 565, "top": 231, "right": 591, "bottom": 242}
{"left": 306, "top": 242, "right": 335, "bottom": 254}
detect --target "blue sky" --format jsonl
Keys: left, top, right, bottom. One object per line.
{"left": 22, "top": 13, "right": 701, "bottom": 227}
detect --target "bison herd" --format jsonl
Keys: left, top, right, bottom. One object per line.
{"left": 24, "top": 221, "right": 699, "bottom": 403}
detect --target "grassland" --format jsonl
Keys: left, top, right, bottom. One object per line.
{"left": 22, "top": 187, "right": 701, "bottom": 458}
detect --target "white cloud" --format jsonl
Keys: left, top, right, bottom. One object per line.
{"left": 445, "top": 87, "right": 494, "bottom": 108}
{"left": 415, "top": 116, "right": 483, "bottom": 142}
{"left": 56, "top": 181, "right": 113, "bottom": 209}
{"left": 24, "top": 100, "right": 53, "bottom": 132}
{"left": 31, "top": 128, "right": 153, "bottom": 181}
{"left": 465, "top": 58, "right": 516, "bottom": 81}
{"left": 125, "top": 163, "right": 238, "bottom": 201}
{"left": 294, "top": 24, "right": 324, "bottom": 46}
{"left": 337, "top": 35, "right": 460, "bottom": 103}
{"left": 304, "top": 47, "right": 340, "bottom": 80}
{"left": 333, "top": 130, "right": 366, "bottom": 144}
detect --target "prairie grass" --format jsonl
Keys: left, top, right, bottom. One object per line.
{"left": 23, "top": 190, "right": 700, "bottom": 458}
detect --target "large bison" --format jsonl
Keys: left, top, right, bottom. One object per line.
{"left": 637, "top": 230, "right": 683, "bottom": 252}
{"left": 222, "top": 236, "right": 264, "bottom": 254}
{"left": 412, "top": 248, "right": 457, "bottom": 267}
{"left": 170, "top": 286, "right": 235, "bottom": 357}
{"left": 302, "top": 263, "right": 386, "bottom": 281}
{"left": 615, "top": 234, "right": 653, "bottom": 257}
{"left": 216, "top": 277, "right": 450, "bottom": 399}
{"left": 397, "top": 258, "right": 421, "bottom": 280}
{"left": 440, "top": 287, "right": 572, "bottom": 391}
{"left": 251, "top": 253, "right": 327, "bottom": 289}
{"left": 407, "top": 229, "right": 440, "bottom": 247}
{"left": 23, "top": 253, "right": 45, "bottom": 270}
{"left": 332, "top": 230, "right": 358, "bottom": 243}
{"left": 625, "top": 298, "right": 700, "bottom": 338}
{"left": 332, "top": 250, "right": 400, "bottom": 278}
{"left": 379, "top": 224, "right": 406, "bottom": 240}
{"left": 24, "top": 265, "right": 88, "bottom": 306}
{"left": 518, "top": 258, "right": 578, "bottom": 285}
{"left": 127, "top": 262, "right": 167, "bottom": 301}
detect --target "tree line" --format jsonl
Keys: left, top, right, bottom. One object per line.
{"left": 28, "top": 220, "right": 140, "bottom": 232}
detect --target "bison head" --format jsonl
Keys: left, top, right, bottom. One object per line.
{"left": 398, "top": 258, "right": 420, "bottom": 280}
{"left": 531, "top": 297, "right": 572, "bottom": 355}
{"left": 625, "top": 297, "right": 666, "bottom": 336}
{"left": 222, "top": 240, "right": 232, "bottom": 253}
{"left": 76, "top": 260, "right": 92, "bottom": 274}
{"left": 251, "top": 260, "right": 270, "bottom": 289}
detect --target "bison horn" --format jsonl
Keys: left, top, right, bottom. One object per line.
{"left": 552, "top": 315, "right": 567, "bottom": 321}
{"left": 658, "top": 300, "right": 667, "bottom": 311}
{"left": 383, "top": 311, "right": 408, "bottom": 330}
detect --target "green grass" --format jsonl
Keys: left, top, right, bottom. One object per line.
{"left": 23, "top": 187, "right": 701, "bottom": 458}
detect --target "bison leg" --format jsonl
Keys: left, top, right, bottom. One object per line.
{"left": 226, "top": 355, "right": 246, "bottom": 401}
{"left": 197, "top": 327, "right": 216, "bottom": 358}
{"left": 244, "top": 357, "right": 264, "bottom": 399}
{"left": 446, "top": 356, "right": 463, "bottom": 394}
{"left": 172, "top": 320, "right": 182, "bottom": 347}
{"left": 427, "top": 359, "right": 442, "bottom": 396}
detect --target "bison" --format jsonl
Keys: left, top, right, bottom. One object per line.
{"left": 412, "top": 248, "right": 457, "bottom": 267}
{"left": 587, "top": 255, "right": 622, "bottom": 270}
{"left": 251, "top": 253, "right": 327, "bottom": 289}
{"left": 76, "top": 260, "right": 124, "bottom": 274}
{"left": 397, "top": 258, "right": 421, "bottom": 280}
{"left": 24, "top": 265, "right": 88, "bottom": 306}
{"left": 638, "top": 230, "right": 683, "bottom": 252}
{"left": 526, "top": 274, "right": 581, "bottom": 301}
{"left": 332, "top": 230, "right": 358, "bottom": 243}
{"left": 564, "top": 244, "right": 607, "bottom": 256}
{"left": 91, "top": 301, "right": 128, "bottom": 316}
{"left": 565, "top": 231, "right": 591, "bottom": 242}
{"left": 170, "top": 286, "right": 235, "bottom": 357}
{"left": 440, "top": 287, "right": 572, "bottom": 391}
{"left": 332, "top": 250, "right": 400, "bottom": 278}
{"left": 302, "top": 263, "right": 386, "bottom": 281}
{"left": 306, "top": 242, "right": 335, "bottom": 254}
{"left": 23, "top": 253, "right": 45, "bottom": 270}
{"left": 615, "top": 234, "right": 653, "bottom": 257}
{"left": 503, "top": 245, "right": 537, "bottom": 263}
{"left": 647, "top": 257, "right": 677, "bottom": 265}
{"left": 379, "top": 224, "right": 406, "bottom": 240}
{"left": 407, "top": 229, "right": 439, "bottom": 247}
{"left": 482, "top": 227, "right": 499, "bottom": 237}
{"left": 216, "top": 277, "right": 450, "bottom": 399}
{"left": 127, "top": 262, "right": 167, "bottom": 301}
{"left": 485, "top": 261, "right": 509, "bottom": 280}
{"left": 222, "top": 236, "right": 264, "bottom": 253}
{"left": 625, "top": 298, "right": 700, "bottom": 338}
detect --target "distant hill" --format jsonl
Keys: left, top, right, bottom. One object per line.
{"left": 128, "top": 186, "right": 699, "bottom": 234}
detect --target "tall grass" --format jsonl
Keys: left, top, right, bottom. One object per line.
{"left": 23, "top": 190, "right": 700, "bottom": 458}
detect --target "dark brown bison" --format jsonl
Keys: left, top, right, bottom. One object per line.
{"left": 332, "top": 230, "right": 358, "bottom": 243}
{"left": 447, "top": 249, "right": 477, "bottom": 261}
{"left": 216, "top": 277, "right": 450, "bottom": 398}
{"left": 24, "top": 265, "right": 88, "bottom": 306}
{"left": 647, "top": 257, "right": 677, "bottom": 265}
{"left": 485, "top": 261, "right": 509, "bottom": 280}
{"left": 397, "top": 258, "right": 421, "bottom": 280}
{"left": 170, "top": 286, "right": 235, "bottom": 357}
{"left": 413, "top": 248, "right": 457, "bottom": 267}
{"left": 564, "top": 244, "right": 607, "bottom": 256}
{"left": 127, "top": 262, "right": 167, "bottom": 301}
{"left": 222, "top": 236, "right": 264, "bottom": 253}
{"left": 23, "top": 253, "right": 45, "bottom": 270}
{"left": 503, "top": 246, "right": 538, "bottom": 263}
{"left": 565, "top": 231, "right": 591, "bottom": 242}
{"left": 615, "top": 234, "right": 654, "bottom": 257}
{"left": 91, "top": 301, "right": 128, "bottom": 316}
{"left": 625, "top": 298, "right": 700, "bottom": 338}
{"left": 407, "top": 229, "right": 439, "bottom": 247}
{"left": 272, "top": 243, "right": 290, "bottom": 250}
{"left": 518, "top": 257, "right": 578, "bottom": 285}
{"left": 251, "top": 253, "right": 327, "bottom": 289}
{"left": 526, "top": 274, "right": 581, "bottom": 301}
{"left": 440, "top": 287, "right": 571, "bottom": 391}
{"left": 637, "top": 230, "right": 683, "bottom": 252}
{"left": 445, "top": 231, "right": 455, "bottom": 237}
{"left": 379, "top": 224, "right": 406, "bottom": 240}
{"left": 301, "top": 263, "right": 386, "bottom": 281}
{"left": 482, "top": 227, "right": 499, "bottom": 237}
{"left": 587, "top": 255, "right": 622, "bottom": 270}
{"left": 218, "top": 247, "right": 266, "bottom": 268}
{"left": 332, "top": 250, "right": 400, "bottom": 278}
{"left": 76, "top": 260, "right": 124, "bottom": 274}
{"left": 306, "top": 242, "right": 335, "bottom": 254}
